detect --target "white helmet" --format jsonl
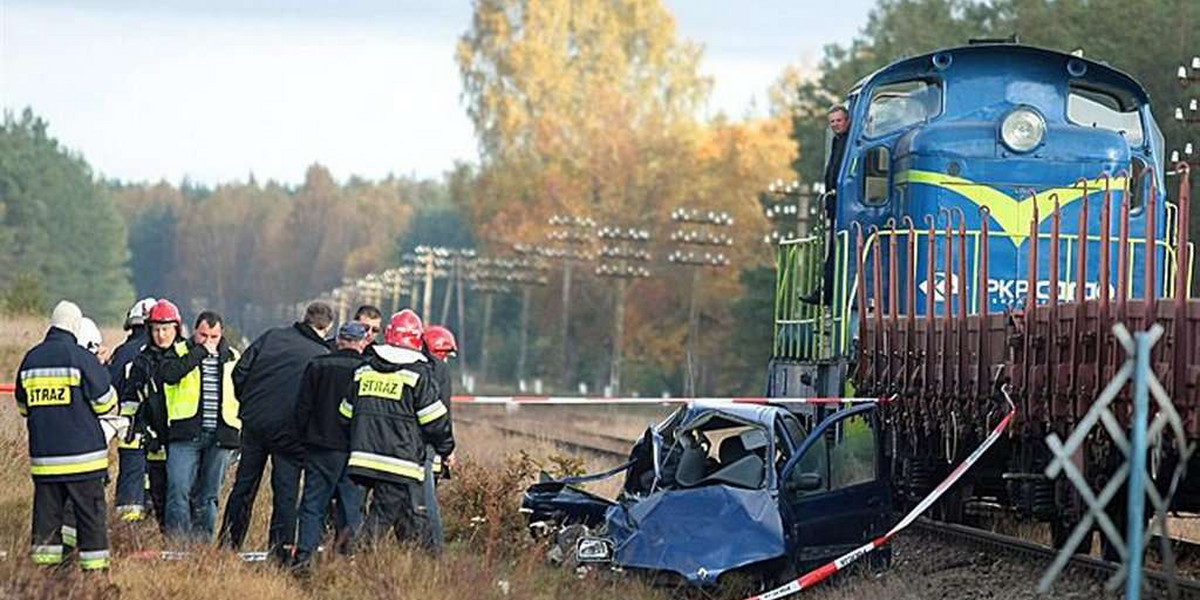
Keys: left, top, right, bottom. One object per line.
{"left": 125, "top": 297, "right": 157, "bottom": 330}
{"left": 77, "top": 317, "right": 103, "bottom": 354}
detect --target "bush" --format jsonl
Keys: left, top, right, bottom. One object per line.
{"left": 440, "top": 452, "right": 539, "bottom": 565}
{"left": 3, "top": 273, "right": 47, "bottom": 316}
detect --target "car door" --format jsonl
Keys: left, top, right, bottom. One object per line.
{"left": 779, "top": 404, "right": 891, "bottom": 571}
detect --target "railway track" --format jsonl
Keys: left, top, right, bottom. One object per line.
{"left": 913, "top": 518, "right": 1200, "bottom": 598}
{"left": 456, "top": 415, "right": 631, "bottom": 460}
{"left": 459, "top": 412, "right": 1200, "bottom": 596}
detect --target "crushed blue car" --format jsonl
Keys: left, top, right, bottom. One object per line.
{"left": 520, "top": 401, "right": 893, "bottom": 588}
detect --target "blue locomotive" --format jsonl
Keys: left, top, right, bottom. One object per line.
{"left": 770, "top": 41, "right": 1200, "bottom": 544}
{"left": 773, "top": 41, "right": 1177, "bottom": 380}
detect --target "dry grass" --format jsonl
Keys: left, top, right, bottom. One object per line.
{"left": 0, "top": 393, "right": 672, "bottom": 600}
{"left": 5, "top": 316, "right": 1186, "bottom": 599}
{"left": 0, "top": 317, "right": 674, "bottom": 599}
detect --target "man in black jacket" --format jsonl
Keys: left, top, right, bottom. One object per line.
{"left": 220, "top": 302, "right": 334, "bottom": 562}
{"left": 292, "top": 321, "right": 370, "bottom": 569}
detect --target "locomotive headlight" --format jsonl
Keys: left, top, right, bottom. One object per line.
{"left": 1000, "top": 107, "right": 1046, "bottom": 153}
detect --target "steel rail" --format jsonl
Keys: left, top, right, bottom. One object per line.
{"left": 911, "top": 518, "right": 1200, "bottom": 598}
{"left": 455, "top": 415, "right": 630, "bottom": 460}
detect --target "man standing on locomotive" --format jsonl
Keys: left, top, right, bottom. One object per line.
{"left": 804, "top": 105, "right": 851, "bottom": 306}
{"left": 824, "top": 105, "right": 850, "bottom": 194}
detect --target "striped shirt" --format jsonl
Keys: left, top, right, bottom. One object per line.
{"left": 200, "top": 356, "right": 220, "bottom": 430}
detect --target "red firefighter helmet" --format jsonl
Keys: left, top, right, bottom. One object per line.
{"left": 423, "top": 325, "right": 458, "bottom": 361}
{"left": 384, "top": 309, "right": 424, "bottom": 350}
{"left": 147, "top": 299, "right": 182, "bottom": 324}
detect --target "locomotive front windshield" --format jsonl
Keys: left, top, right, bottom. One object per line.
{"left": 1067, "top": 85, "right": 1144, "bottom": 145}
{"left": 864, "top": 79, "right": 943, "bottom": 138}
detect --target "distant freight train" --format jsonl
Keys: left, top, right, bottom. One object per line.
{"left": 768, "top": 41, "right": 1198, "bottom": 550}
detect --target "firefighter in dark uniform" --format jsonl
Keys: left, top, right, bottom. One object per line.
{"left": 419, "top": 325, "right": 458, "bottom": 550}
{"left": 421, "top": 325, "right": 458, "bottom": 474}
{"left": 123, "top": 299, "right": 183, "bottom": 530}
{"left": 341, "top": 309, "right": 454, "bottom": 550}
{"left": 110, "top": 297, "right": 157, "bottom": 521}
{"left": 15, "top": 301, "right": 116, "bottom": 571}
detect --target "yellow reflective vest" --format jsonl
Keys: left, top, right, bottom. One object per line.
{"left": 162, "top": 341, "right": 241, "bottom": 447}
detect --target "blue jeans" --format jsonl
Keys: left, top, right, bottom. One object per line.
{"left": 165, "top": 430, "right": 233, "bottom": 542}
{"left": 296, "top": 448, "right": 363, "bottom": 561}
{"left": 115, "top": 447, "right": 146, "bottom": 517}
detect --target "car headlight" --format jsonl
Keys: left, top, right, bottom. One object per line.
{"left": 1000, "top": 107, "right": 1046, "bottom": 153}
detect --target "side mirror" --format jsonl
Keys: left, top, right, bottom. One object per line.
{"left": 786, "top": 472, "right": 824, "bottom": 493}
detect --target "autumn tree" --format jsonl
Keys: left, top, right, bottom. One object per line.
{"left": 457, "top": 0, "right": 798, "bottom": 394}
{"left": 110, "top": 165, "right": 420, "bottom": 335}
{"left": 457, "top": 0, "right": 711, "bottom": 233}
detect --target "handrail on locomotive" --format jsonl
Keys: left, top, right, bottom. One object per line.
{"left": 775, "top": 174, "right": 1195, "bottom": 364}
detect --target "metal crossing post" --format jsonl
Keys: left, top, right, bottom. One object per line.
{"left": 1039, "top": 323, "right": 1195, "bottom": 598}
{"left": 1125, "top": 329, "right": 1151, "bottom": 600}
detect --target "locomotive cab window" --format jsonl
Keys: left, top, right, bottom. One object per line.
{"left": 863, "top": 146, "right": 891, "bottom": 205}
{"left": 1068, "top": 85, "right": 1144, "bottom": 145}
{"left": 864, "top": 79, "right": 942, "bottom": 138}
{"left": 1129, "top": 157, "right": 1149, "bottom": 212}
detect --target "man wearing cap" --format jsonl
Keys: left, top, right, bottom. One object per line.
{"left": 109, "top": 297, "right": 156, "bottom": 521}
{"left": 221, "top": 302, "right": 334, "bottom": 561}
{"left": 292, "top": 321, "right": 371, "bottom": 570}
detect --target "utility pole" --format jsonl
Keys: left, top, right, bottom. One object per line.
{"left": 422, "top": 251, "right": 435, "bottom": 318}
{"left": 545, "top": 215, "right": 596, "bottom": 390}
{"left": 761, "top": 179, "right": 824, "bottom": 243}
{"left": 518, "top": 285, "right": 532, "bottom": 385}
{"left": 408, "top": 268, "right": 420, "bottom": 309}
{"left": 472, "top": 283, "right": 506, "bottom": 385}
{"left": 1172, "top": 58, "right": 1200, "bottom": 170}
{"left": 511, "top": 244, "right": 551, "bottom": 390}
{"left": 470, "top": 255, "right": 547, "bottom": 387}
{"left": 440, "top": 258, "right": 455, "bottom": 325}
{"left": 456, "top": 254, "right": 470, "bottom": 374}
{"left": 668, "top": 208, "right": 735, "bottom": 397}
{"left": 381, "top": 267, "right": 410, "bottom": 315}
{"left": 413, "top": 245, "right": 459, "bottom": 322}
{"left": 596, "top": 225, "right": 652, "bottom": 396}
{"left": 357, "top": 273, "right": 384, "bottom": 312}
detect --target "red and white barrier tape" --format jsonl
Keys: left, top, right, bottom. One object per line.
{"left": 743, "top": 390, "right": 1016, "bottom": 600}
{"left": 1, "top": 383, "right": 888, "bottom": 406}
{"left": 448, "top": 395, "right": 891, "bottom": 406}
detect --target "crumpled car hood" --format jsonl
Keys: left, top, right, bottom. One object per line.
{"left": 523, "top": 480, "right": 615, "bottom": 528}
{"left": 606, "top": 486, "right": 785, "bottom": 585}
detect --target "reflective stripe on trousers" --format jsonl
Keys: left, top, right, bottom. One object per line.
{"left": 31, "top": 544, "right": 63, "bottom": 565}
{"left": 348, "top": 451, "right": 424, "bottom": 481}
{"left": 30, "top": 450, "right": 108, "bottom": 477}
{"left": 79, "top": 549, "right": 110, "bottom": 570}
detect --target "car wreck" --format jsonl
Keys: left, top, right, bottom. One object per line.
{"left": 521, "top": 400, "right": 892, "bottom": 588}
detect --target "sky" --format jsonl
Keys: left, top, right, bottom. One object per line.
{"left": 0, "top": 0, "right": 875, "bottom": 185}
